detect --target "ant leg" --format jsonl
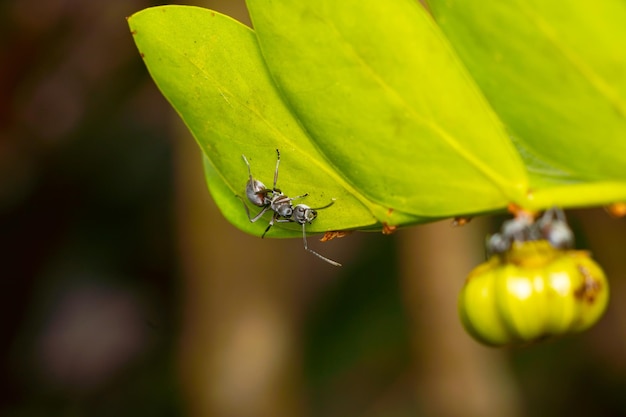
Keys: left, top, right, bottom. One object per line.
{"left": 288, "top": 193, "right": 309, "bottom": 202}
{"left": 261, "top": 212, "right": 279, "bottom": 238}
{"left": 301, "top": 223, "right": 342, "bottom": 267}
{"left": 542, "top": 206, "right": 566, "bottom": 220}
{"left": 555, "top": 208, "right": 568, "bottom": 222}
{"left": 250, "top": 207, "right": 271, "bottom": 223}
{"left": 236, "top": 195, "right": 270, "bottom": 222}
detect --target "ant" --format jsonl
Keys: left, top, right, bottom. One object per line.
{"left": 486, "top": 207, "right": 574, "bottom": 256}
{"left": 237, "top": 149, "right": 341, "bottom": 267}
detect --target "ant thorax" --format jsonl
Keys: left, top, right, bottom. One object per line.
{"left": 270, "top": 194, "right": 294, "bottom": 218}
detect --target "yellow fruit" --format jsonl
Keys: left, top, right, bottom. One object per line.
{"left": 459, "top": 240, "right": 609, "bottom": 347}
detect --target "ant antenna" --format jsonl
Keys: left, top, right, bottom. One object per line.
{"left": 301, "top": 223, "right": 342, "bottom": 267}
{"left": 273, "top": 149, "right": 281, "bottom": 190}
{"left": 293, "top": 199, "right": 341, "bottom": 266}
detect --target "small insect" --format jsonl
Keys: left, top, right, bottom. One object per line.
{"left": 239, "top": 151, "right": 308, "bottom": 238}
{"left": 486, "top": 207, "right": 574, "bottom": 255}
{"left": 237, "top": 149, "right": 341, "bottom": 266}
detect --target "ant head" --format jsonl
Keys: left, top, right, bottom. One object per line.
{"left": 293, "top": 204, "right": 317, "bottom": 224}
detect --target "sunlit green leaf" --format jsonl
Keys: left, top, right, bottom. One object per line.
{"left": 428, "top": 0, "right": 626, "bottom": 208}
{"left": 128, "top": 3, "right": 531, "bottom": 236}
{"left": 245, "top": 0, "right": 529, "bottom": 217}
{"left": 130, "top": 2, "right": 626, "bottom": 238}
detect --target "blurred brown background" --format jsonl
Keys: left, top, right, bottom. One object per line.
{"left": 2, "top": 1, "right": 626, "bottom": 416}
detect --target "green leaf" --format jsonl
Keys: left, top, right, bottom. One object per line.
{"left": 428, "top": 0, "right": 626, "bottom": 208}
{"left": 130, "top": 2, "right": 626, "bottom": 238}
{"left": 128, "top": 6, "right": 386, "bottom": 237}
{"left": 245, "top": 0, "right": 529, "bottom": 217}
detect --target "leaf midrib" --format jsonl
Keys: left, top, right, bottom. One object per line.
{"left": 317, "top": 8, "right": 519, "bottom": 198}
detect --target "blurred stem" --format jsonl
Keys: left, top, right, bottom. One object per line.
{"left": 173, "top": 116, "right": 303, "bottom": 417}
{"left": 399, "top": 219, "right": 522, "bottom": 417}
{"left": 576, "top": 209, "right": 626, "bottom": 365}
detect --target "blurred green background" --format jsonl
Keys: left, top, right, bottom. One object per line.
{"left": 2, "top": 1, "right": 626, "bottom": 416}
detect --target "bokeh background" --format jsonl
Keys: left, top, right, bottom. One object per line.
{"left": 2, "top": 1, "right": 626, "bottom": 416}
